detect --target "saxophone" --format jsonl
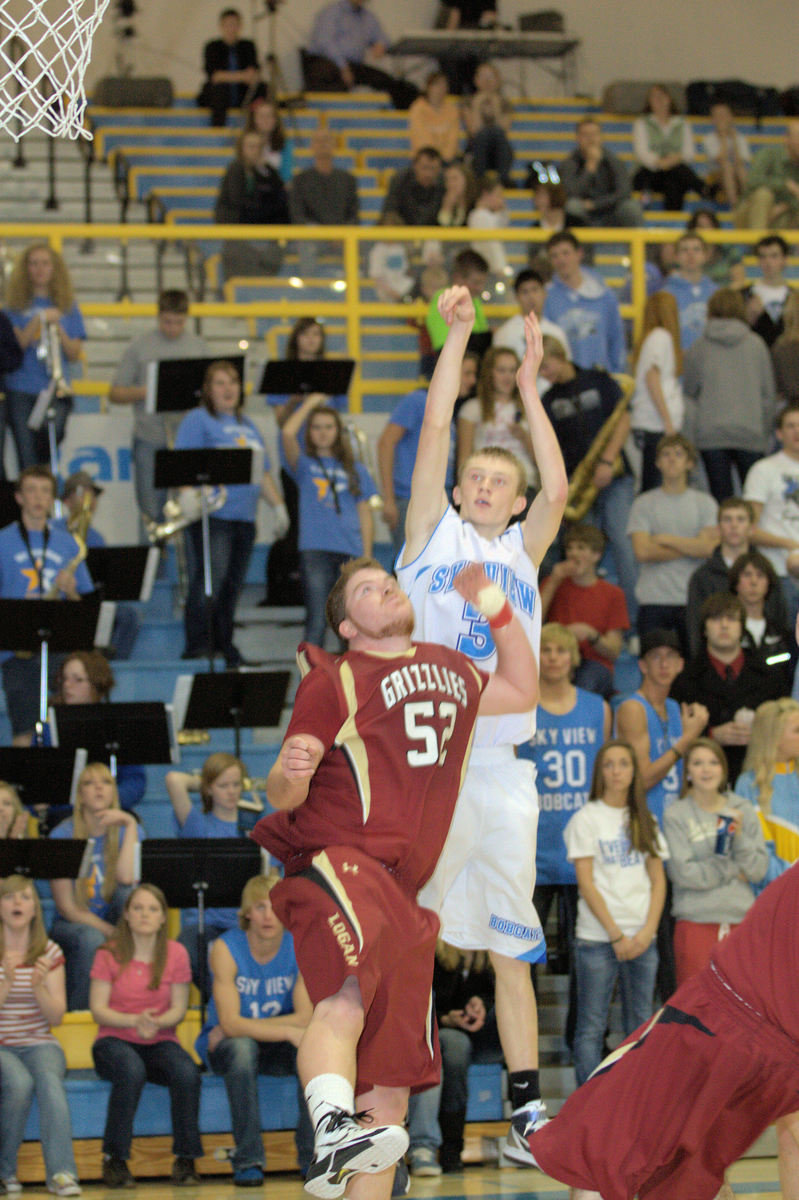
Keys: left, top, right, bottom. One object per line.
{"left": 45, "top": 489, "right": 92, "bottom": 597}
{"left": 563, "top": 383, "right": 632, "bottom": 523}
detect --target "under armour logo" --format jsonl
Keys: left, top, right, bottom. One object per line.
{"left": 342, "top": 863, "right": 359, "bottom": 874}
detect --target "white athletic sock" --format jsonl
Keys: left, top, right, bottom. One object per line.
{"left": 304, "top": 1074, "right": 356, "bottom": 1136}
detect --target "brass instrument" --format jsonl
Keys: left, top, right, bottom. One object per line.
{"left": 144, "top": 485, "right": 228, "bottom": 544}
{"left": 345, "top": 419, "right": 383, "bottom": 511}
{"left": 45, "top": 488, "right": 92, "bottom": 598}
{"left": 564, "top": 383, "right": 632, "bottom": 523}
{"left": 36, "top": 318, "right": 72, "bottom": 399}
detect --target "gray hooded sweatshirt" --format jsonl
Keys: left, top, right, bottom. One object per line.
{"left": 682, "top": 316, "right": 776, "bottom": 452}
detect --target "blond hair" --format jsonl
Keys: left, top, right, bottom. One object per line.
{"left": 0, "top": 782, "right": 25, "bottom": 838}
{"left": 6, "top": 241, "right": 75, "bottom": 311}
{"left": 541, "top": 622, "right": 580, "bottom": 669}
{"left": 73, "top": 763, "right": 122, "bottom": 908}
{"left": 741, "top": 698, "right": 799, "bottom": 815}
{"left": 0, "top": 875, "right": 48, "bottom": 963}
{"left": 200, "top": 752, "right": 246, "bottom": 814}
{"left": 238, "top": 871, "right": 281, "bottom": 930}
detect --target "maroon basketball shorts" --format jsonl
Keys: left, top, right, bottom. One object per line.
{"left": 271, "top": 846, "right": 441, "bottom": 1096}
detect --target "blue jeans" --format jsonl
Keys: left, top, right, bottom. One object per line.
{"left": 208, "top": 1037, "right": 313, "bottom": 1173}
{"left": 573, "top": 938, "right": 658, "bottom": 1086}
{"left": 132, "top": 437, "right": 168, "bottom": 529}
{"left": 299, "top": 549, "right": 350, "bottom": 647}
{"left": 92, "top": 1037, "right": 203, "bottom": 1161}
{"left": 5, "top": 388, "right": 71, "bottom": 470}
{"left": 0, "top": 1042, "right": 77, "bottom": 1180}
{"left": 701, "top": 448, "right": 762, "bottom": 504}
{"left": 469, "top": 126, "right": 514, "bottom": 186}
{"left": 408, "top": 1016, "right": 502, "bottom": 1152}
{"left": 589, "top": 474, "right": 638, "bottom": 628}
{"left": 184, "top": 518, "right": 255, "bottom": 662}
{"left": 51, "top": 886, "right": 131, "bottom": 1010}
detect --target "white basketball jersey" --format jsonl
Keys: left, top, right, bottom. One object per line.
{"left": 397, "top": 506, "right": 540, "bottom": 747}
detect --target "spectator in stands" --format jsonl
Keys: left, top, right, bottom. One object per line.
{"left": 685, "top": 209, "right": 744, "bottom": 287}
{"left": 368, "top": 213, "right": 416, "bottom": 301}
{"left": 742, "top": 234, "right": 794, "bottom": 348}
{"left": 406, "top": 943, "right": 502, "bottom": 1176}
{"left": 456, "top": 345, "right": 537, "bottom": 491}
{"left": 682, "top": 286, "right": 776, "bottom": 503}
{"left": 54, "top": 471, "right": 139, "bottom": 661}
{"left": 543, "top": 231, "right": 627, "bottom": 372}
{"left": 197, "top": 873, "right": 314, "bottom": 1186}
{"left": 425, "top": 248, "right": 489, "bottom": 355}
{"left": 632, "top": 84, "right": 707, "bottom": 212}
{"left": 437, "top": 160, "right": 477, "bottom": 229}
{"left": 244, "top": 97, "right": 293, "bottom": 180}
{"left": 90, "top": 884, "right": 202, "bottom": 1188}
{"left": 671, "top": 591, "right": 787, "bottom": 782}
{"left": 289, "top": 128, "right": 359, "bottom": 277}
{"left": 627, "top": 433, "right": 717, "bottom": 650}
{"left": 734, "top": 120, "right": 799, "bottom": 230}
{"left": 437, "top": 1, "right": 498, "bottom": 95}
{"left": 5, "top": 242, "right": 85, "bottom": 468}
{"left": 215, "top": 130, "right": 291, "bottom": 282}
{"left": 461, "top": 61, "right": 514, "bottom": 186}
{"left": 493, "top": 268, "right": 570, "bottom": 391}
{"left": 630, "top": 290, "right": 684, "bottom": 492}
{"left": 736, "top": 697, "right": 799, "bottom": 867}
{"left": 565, "top": 739, "right": 667, "bottom": 1087}
{"left": 109, "top": 290, "right": 207, "bottom": 531}
{"left": 0, "top": 874, "right": 80, "bottom": 1198}
{"left": 540, "top": 523, "right": 630, "bottom": 699}
{"left": 531, "top": 181, "right": 582, "bottom": 236}
{"left": 537, "top": 336, "right": 638, "bottom": 623}
{"left": 381, "top": 147, "right": 445, "bottom": 227}
{"left": 730, "top": 550, "right": 794, "bottom": 689}
{"left": 686, "top": 497, "right": 788, "bottom": 658}
{"left": 744, "top": 403, "right": 799, "bottom": 626}
{"left": 559, "top": 117, "right": 643, "bottom": 228}
{"left": 50, "top": 763, "right": 140, "bottom": 1011}
{"left": 702, "top": 101, "right": 750, "bottom": 207}
{"left": 377, "top": 352, "right": 478, "bottom": 557}
{"left": 408, "top": 71, "right": 461, "bottom": 162}
{"left": 0, "top": 313, "right": 22, "bottom": 481}
{"left": 281, "top": 392, "right": 376, "bottom": 648}
{"left": 773, "top": 292, "right": 799, "bottom": 407}
{"left": 517, "top": 623, "right": 610, "bottom": 1046}
{"left": 0, "top": 465, "right": 93, "bottom": 748}
{"left": 167, "top": 754, "right": 257, "bottom": 990}
{"left": 663, "top": 232, "right": 715, "bottom": 353}
{"left": 303, "top": 0, "right": 418, "bottom": 110}
{"left": 467, "top": 171, "right": 510, "bottom": 278}
{"left": 174, "top": 359, "right": 287, "bottom": 665}
{"left": 198, "top": 7, "right": 261, "bottom": 127}
{"left": 663, "top": 738, "right": 767, "bottom": 986}
{"left": 0, "top": 782, "right": 27, "bottom": 838}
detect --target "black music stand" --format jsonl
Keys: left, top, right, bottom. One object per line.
{"left": 144, "top": 355, "right": 246, "bottom": 416}
{"left": 259, "top": 359, "right": 355, "bottom": 398}
{"left": 49, "top": 701, "right": 179, "bottom": 776}
{"left": 141, "top": 838, "right": 263, "bottom": 1019}
{"left": 172, "top": 669, "right": 290, "bottom": 758}
{"left": 0, "top": 746, "right": 84, "bottom": 824}
{"left": 0, "top": 481, "right": 21, "bottom": 528}
{"left": 0, "top": 593, "right": 102, "bottom": 734}
{"left": 0, "top": 838, "right": 89, "bottom": 881}
{"left": 86, "top": 545, "right": 160, "bottom": 603}
{"left": 155, "top": 448, "right": 254, "bottom": 673}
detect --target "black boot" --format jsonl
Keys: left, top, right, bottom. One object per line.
{"left": 439, "top": 1109, "right": 466, "bottom": 1173}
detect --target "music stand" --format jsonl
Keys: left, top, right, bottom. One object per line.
{"left": 259, "top": 359, "right": 354, "bottom": 398}
{"left": 0, "top": 838, "right": 90, "bottom": 881}
{"left": 0, "top": 480, "right": 21, "bottom": 528}
{"left": 49, "top": 701, "right": 179, "bottom": 776}
{"left": 0, "top": 593, "right": 102, "bottom": 733}
{"left": 0, "top": 746, "right": 85, "bottom": 816}
{"left": 144, "top": 355, "right": 246, "bottom": 416}
{"left": 155, "top": 448, "right": 254, "bottom": 672}
{"left": 141, "top": 838, "right": 264, "bottom": 1020}
{"left": 86, "top": 545, "right": 160, "bottom": 603}
{"left": 172, "top": 670, "right": 290, "bottom": 758}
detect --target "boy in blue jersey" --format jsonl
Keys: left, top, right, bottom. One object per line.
{"left": 663, "top": 233, "right": 715, "bottom": 353}
{"left": 542, "top": 232, "right": 626, "bottom": 373}
{"left": 198, "top": 873, "right": 314, "bottom": 1186}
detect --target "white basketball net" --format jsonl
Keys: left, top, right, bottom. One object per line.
{"left": 0, "top": 0, "right": 111, "bottom": 140}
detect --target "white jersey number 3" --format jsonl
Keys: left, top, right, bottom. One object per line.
{"left": 404, "top": 700, "right": 458, "bottom": 766}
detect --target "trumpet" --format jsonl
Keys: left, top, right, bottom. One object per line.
{"left": 36, "top": 318, "right": 72, "bottom": 399}
{"left": 144, "top": 485, "right": 228, "bottom": 543}
{"left": 564, "top": 385, "right": 632, "bottom": 523}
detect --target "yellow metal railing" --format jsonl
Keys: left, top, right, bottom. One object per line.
{"left": 2, "top": 223, "right": 797, "bottom": 413}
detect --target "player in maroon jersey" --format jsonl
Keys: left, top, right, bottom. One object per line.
{"left": 252, "top": 557, "right": 538, "bottom": 1200}
{"left": 523, "top": 860, "right": 799, "bottom": 1200}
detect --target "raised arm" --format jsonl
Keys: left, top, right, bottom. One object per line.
{"left": 280, "top": 392, "right": 326, "bottom": 471}
{"left": 516, "top": 312, "right": 569, "bottom": 566}
{"left": 453, "top": 564, "right": 538, "bottom": 716}
{"left": 402, "top": 286, "right": 475, "bottom": 564}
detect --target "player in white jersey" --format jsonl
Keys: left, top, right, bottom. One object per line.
{"left": 396, "top": 285, "right": 568, "bottom": 1165}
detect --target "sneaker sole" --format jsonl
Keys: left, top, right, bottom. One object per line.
{"left": 304, "top": 1127, "right": 409, "bottom": 1199}
{"left": 502, "top": 1134, "right": 543, "bottom": 1169}
{"left": 411, "top": 1166, "right": 442, "bottom": 1177}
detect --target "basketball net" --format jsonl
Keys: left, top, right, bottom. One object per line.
{"left": 0, "top": 0, "right": 111, "bottom": 140}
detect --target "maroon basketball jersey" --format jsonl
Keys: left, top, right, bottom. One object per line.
{"left": 253, "top": 641, "right": 487, "bottom": 891}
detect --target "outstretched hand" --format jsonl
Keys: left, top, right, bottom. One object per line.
{"left": 516, "top": 311, "right": 544, "bottom": 394}
{"left": 437, "top": 284, "right": 476, "bottom": 329}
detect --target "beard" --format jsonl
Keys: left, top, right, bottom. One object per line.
{"left": 378, "top": 610, "right": 415, "bottom": 639}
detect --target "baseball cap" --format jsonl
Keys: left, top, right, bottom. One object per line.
{"left": 639, "top": 628, "right": 682, "bottom": 657}
{"left": 62, "top": 471, "right": 103, "bottom": 500}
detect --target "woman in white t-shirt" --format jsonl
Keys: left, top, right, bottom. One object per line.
{"left": 0, "top": 874, "right": 80, "bottom": 1196}
{"left": 565, "top": 739, "right": 668, "bottom": 1086}
{"left": 457, "top": 346, "right": 537, "bottom": 492}
{"left": 630, "top": 290, "right": 684, "bottom": 492}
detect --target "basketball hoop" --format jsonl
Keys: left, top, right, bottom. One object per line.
{"left": 0, "top": 0, "right": 112, "bottom": 141}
